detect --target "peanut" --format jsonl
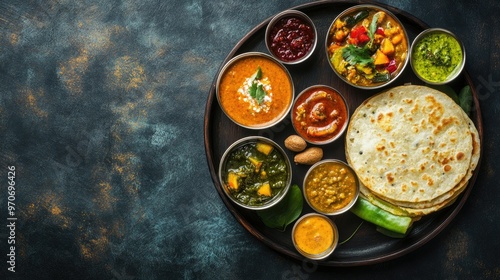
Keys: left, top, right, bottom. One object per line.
{"left": 294, "top": 147, "right": 323, "bottom": 165}
{"left": 284, "top": 135, "right": 307, "bottom": 152}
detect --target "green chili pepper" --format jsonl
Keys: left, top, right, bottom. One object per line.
{"left": 376, "top": 226, "right": 408, "bottom": 238}
{"left": 350, "top": 197, "right": 413, "bottom": 235}
{"left": 372, "top": 73, "right": 390, "bottom": 83}
{"left": 343, "top": 10, "right": 369, "bottom": 28}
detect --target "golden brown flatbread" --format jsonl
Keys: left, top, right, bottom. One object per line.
{"left": 378, "top": 109, "right": 480, "bottom": 210}
{"left": 346, "top": 85, "right": 480, "bottom": 216}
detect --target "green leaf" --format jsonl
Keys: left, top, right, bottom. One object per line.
{"left": 342, "top": 44, "right": 373, "bottom": 66}
{"left": 255, "top": 84, "right": 266, "bottom": 104}
{"left": 256, "top": 184, "right": 303, "bottom": 231}
{"left": 458, "top": 85, "right": 472, "bottom": 116}
{"left": 248, "top": 66, "right": 266, "bottom": 104}
{"left": 249, "top": 66, "right": 262, "bottom": 81}
{"left": 369, "top": 13, "right": 380, "bottom": 40}
{"left": 249, "top": 82, "right": 257, "bottom": 99}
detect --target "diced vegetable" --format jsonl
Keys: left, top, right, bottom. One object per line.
{"left": 227, "top": 172, "right": 240, "bottom": 191}
{"left": 257, "top": 183, "right": 272, "bottom": 197}
{"left": 356, "top": 64, "right": 373, "bottom": 75}
{"left": 391, "top": 34, "right": 403, "bottom": 45}
{"left": 386, "top": 59, "right": 397, "bottom": 73}
{"left": 380, "top": 38, "right": 395, "bottom": 56}
{"left": 373, "top": 49, "right": 390, "bottom": 65}
{"left": 349, "top": 26, "right": 370, "bottom": 45}
{"left": 335, "top": 30, "right": 346, "bottom": 41}
{"left": 358, "top": 33, "right": 370, "bottom": 45}
{"left": 256, "top": 142, "right": 274, "bottom": 155}
{"left": 350, "top": 26, "right": 366, "bottom": 39}
{"left": 350, "top": 197, "right": 413, "bottom": 235}
{"left": 331, "top": 48, "right": 347, "bottom": 74}
{"left": 372, "top": 73, "right": 390, "bottom": 83}
{"left": 248, "top": 157, "right": 263, "bottom": 173}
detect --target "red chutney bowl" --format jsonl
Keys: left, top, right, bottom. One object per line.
{"left": 265, "top": 10, "right": 317, "bottom": 65}
{"left": 291, "top": 85, "right": 349, "bottom": 145}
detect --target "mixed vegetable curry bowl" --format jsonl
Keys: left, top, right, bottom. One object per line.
{"left": 326, "top": 5, "right": 409, "bottom": 89}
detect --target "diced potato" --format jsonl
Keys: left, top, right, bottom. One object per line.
{"left": 385, "top": 27, "right": 400, "bottom": 36}
{"left": 256, "top": 142, "right": 273, "bottom": 155}
{"left": 380, "top": 38, "right": 395, "bottom": 56}
{"left": 335, "top": 30, "right": 346, "bottom": 41}
{"left": 248, "top": 157, "right": 263, "bottom": 173}
{"left": 328, "top": 43, "right": 342, "bottom": 54}
{"left": 374, "top": 49, "right": 390, "bottom": 66}
{"left": 374, "top": 34, "right": 385, "bottom": 44}
{"left": 257, "top": 183, "right": 272, "bottom": 197}
{"left": 227, "top": 172, "right": 239, "bottom": 191}
{"left": 391, "top": 34, "right": 403, "bottom": 45}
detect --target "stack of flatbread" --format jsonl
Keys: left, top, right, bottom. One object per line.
{"left": 345, "top": 85, "right": 480, "bottom": 217}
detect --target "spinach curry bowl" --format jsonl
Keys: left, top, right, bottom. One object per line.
{"left": 219, "top": 136, "right": 293, "bottom": 210}
{"left": 326, "top": 5, "right": 409, "bottom": 89}
{"left": 216, "top": 52, "right": 294, "bottom": 130}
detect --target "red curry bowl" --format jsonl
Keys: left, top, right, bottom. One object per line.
{"left": 290, "top": 85, "right": 349, "bottom": 145}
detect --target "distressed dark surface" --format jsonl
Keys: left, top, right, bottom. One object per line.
{"left": 0, "top": 0, "right": 498, "bottom": 279}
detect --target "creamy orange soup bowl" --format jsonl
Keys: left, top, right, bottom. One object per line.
{"left": 216, "top": 52, "right": 294, "bottom": 129}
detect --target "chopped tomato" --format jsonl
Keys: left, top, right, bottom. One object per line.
{"left": 350, "top": 26, "right": 366, "bottom": 39}
{"left": 358, "top": 33, "right": 370, "bottom": 44}
{"left": 349, "top": 26, "right": 370, "bottom": 46}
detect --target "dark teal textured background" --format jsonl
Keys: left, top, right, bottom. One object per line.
{"left": 0, "top": 0, "right": 499, "bottom": 279}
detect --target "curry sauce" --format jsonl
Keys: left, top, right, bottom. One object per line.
{"left": 218, "top": 54, "right": 293, "bottom": 128}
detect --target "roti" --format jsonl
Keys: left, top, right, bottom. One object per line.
{"left": 346, "top": 85, "right": 474, "bottom": 206}
{"left": 378, "top": 109, "right": 480, "bottom": 209}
